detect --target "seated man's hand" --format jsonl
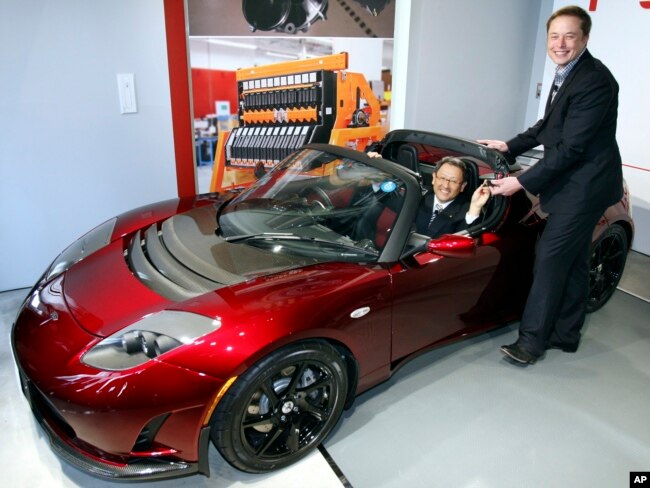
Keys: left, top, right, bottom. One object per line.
{"left": 366, "top": 151, "right": 381, "bottom": 158}
{"left": 468, "top": 182, "right": 491, "bottom": 216}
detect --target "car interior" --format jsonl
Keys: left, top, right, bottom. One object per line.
{"left": 376, "top": 141, "right": 508, "bottom": 241}
{"left": 264, "top": 142, "right": 510, "bottom": 258}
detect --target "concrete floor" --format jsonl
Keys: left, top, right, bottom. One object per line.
{"left": 2, "top": 252, "right": 649, "bottom": 487}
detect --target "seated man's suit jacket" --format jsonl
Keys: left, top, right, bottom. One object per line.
{"left": 415, "top": 192, "right": 470, "bottom": 238}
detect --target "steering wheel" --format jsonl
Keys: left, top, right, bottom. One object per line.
{"left": 355, "top": 238, "right": 378, "bottom": 253}
{"left": 299, "top": 186, "right": 334, "bottom": 210}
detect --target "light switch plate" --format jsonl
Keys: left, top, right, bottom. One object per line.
{"left": 117, "top": 73, "right": 137, "bottom": 114}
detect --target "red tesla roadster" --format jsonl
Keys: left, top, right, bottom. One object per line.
{"left": 11, "top": 130, "right": 633, "bottom": 480}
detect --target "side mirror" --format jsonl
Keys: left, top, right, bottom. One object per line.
{"left": 413, "top": 234, "right": 477, "bottom": 265}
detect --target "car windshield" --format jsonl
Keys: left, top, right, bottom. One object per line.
{"left": 218, "top": 148, "right": 407, "bottom": 261}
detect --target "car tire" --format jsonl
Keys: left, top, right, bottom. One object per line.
{"left": 587, "top": 224, "right": 628, "bottom": 313}
{"left": 210, "top": 341, "right": 348, "bottom": 473}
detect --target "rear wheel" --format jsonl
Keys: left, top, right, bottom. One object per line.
{"left": 210, "top": 341, "right": 348, "bottom": 473}
{"left": 587, "top": 224, "right": 628, "bottom": 313}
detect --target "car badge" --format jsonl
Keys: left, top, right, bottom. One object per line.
{"left": 380, "top": 181, "right": 397, "bottom": 193}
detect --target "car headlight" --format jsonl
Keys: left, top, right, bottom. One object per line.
{"left": 82, "top": 311, "right": 222, "bottom": 371}
{"left": 44, "top": 218, "right": 117, "bottom": 283}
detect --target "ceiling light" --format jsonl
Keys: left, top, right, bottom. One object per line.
{"left": 206, "top": 39, "right": 258, "bottom": 50}
{"left": 264, "top": 51, "right": 299, "bottom": 60}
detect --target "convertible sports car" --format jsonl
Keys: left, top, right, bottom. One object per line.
{"left": 12, "top": 130, "right": 633, "bottom": 481}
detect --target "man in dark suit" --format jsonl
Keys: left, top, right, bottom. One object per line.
{"left": 415, "top": 156, "right": 490, "bottom": 237}
{"left": 479, "top": 6, "right": 622, "bottom": 365}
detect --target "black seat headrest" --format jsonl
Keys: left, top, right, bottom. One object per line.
{"left": 459, "top": 157, "right": 479, "bottom": 197}
{"left": 396, "top": 144, "right": 419, "bottom": 173}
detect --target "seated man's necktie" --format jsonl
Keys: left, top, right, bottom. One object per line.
{"left": 429, "top": 203, "right": 443, "bottom": 225}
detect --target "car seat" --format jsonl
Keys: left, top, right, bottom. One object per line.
{"left": 351, "top": 188, "right": 404, "bottom": 251}
{"left": 396, "top": 144, "right": 419, "bottom": 173}
{"left": 459, "top": 157, "right": 480, "bottom": 197}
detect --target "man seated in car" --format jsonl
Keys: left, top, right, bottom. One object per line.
{"left": 417, "top": 156, "right": 490, "bottom": 237}
{"left": 367, "top": 153, "right": 491, "bottom": 238}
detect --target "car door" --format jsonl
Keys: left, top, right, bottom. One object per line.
{"left": 375, "top": 130, "right": 536, "bottom": 361}
{"left": 389, "top": 236, "right": 502, "bottom": 360}
{"left": 389, "top": 190, "right": 543, "bottom": 362}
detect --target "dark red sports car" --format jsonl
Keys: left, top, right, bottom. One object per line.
{"left": 11, "top": 130, "right": 633, "bottom": 481}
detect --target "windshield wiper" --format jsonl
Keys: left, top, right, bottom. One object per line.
{"left": 222, "top": 232, "right": 379, "bottom": 257}
{"left": 222, "top": 232, "right": 296, "bottom": 243}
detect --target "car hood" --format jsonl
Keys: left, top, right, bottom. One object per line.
{"left": 62, "top": 203, "right": 338, "bottom": 337}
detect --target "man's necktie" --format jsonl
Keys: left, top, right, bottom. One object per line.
{"left": 550, "top": 83, "right": 560, "bottom": 102}
{"left": 429, "top": 203, "right": 443, "bottom": 226}
{"left": 545, "top": 70, "right": 562, "bottom": 113}
{"left": 545, "top": 82, "right": 560, "bottom": 113}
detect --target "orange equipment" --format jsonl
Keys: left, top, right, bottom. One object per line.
{"left": 209, "top": 52, "right": 385, "bottom": 192}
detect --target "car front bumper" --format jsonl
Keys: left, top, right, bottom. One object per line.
{"left": 11, "top": 277, "right": 223, "bottom": 481}
{"left": 15, "top": 364, "right": 211, "bottom": 480}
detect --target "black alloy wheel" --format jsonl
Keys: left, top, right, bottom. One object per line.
{"left": 586, "top": 224, "right": 628, "bottom": 313}
{"left": 211, "top": 341, "right": 348, "bottom": 472}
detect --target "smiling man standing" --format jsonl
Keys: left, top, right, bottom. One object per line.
{"left": 478, "top": 5, "right": 622, "bottom": 365}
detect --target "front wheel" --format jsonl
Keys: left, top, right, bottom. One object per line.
{"left": 210, "top": 341, "right": 348, "bottom": 473}
{"left": 587, "top": 224, "right": 628, "bottom": 313}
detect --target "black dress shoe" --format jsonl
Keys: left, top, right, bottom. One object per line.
{"left": 500, "top": 343, "right": 538, "bottom": 365}
{"left": 545, "top": 340, "right": 579, "bottom": 353}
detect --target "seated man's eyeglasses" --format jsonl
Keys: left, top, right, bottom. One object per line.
{"left": 435, "top": 174, "right": 462, "bottom": 186}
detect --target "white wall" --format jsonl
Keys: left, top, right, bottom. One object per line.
{"left": 388, "top": 0, "right": 412, "bottom": 131}
{"left": 0, "top": 0, "right": 178, "bottom": 291}
{"left": 523, "top": 0, "right": 555, "bottom": 127}
{"left": 402, "top": 0, "right": 544, "bottom": 140}
{"left": 331, "top": 38, "right": 383, "bottom": 82}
